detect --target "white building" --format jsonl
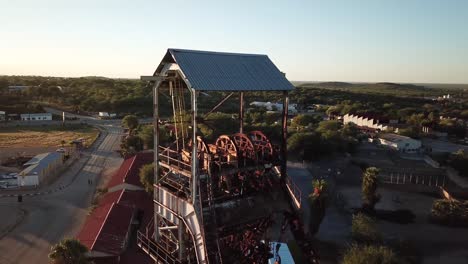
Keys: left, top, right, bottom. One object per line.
{"left": 20, "top": 113, "right": 52, "bottom": 121}
{"left": 250, "top": 101, "right": 298, "bottom": 114}
{"left": 0, "top": 111, "right": 5, "bottom": 121}
{"left": 98, "top": 112, "right": 117, "bottom": 119}
{"left": 343, "top": 113, "right": 390, "bottom": 131}
{"left": 18, "top": 152, "right": 64, "bottom": 187}
{"left": 378, "top": 133, "right": 422, "bottom": 153}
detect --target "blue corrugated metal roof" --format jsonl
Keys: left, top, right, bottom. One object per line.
{"left": 269, "top": 242, "right": 295, "bottom": 264}
{"left": 166, "top": 49, "right": 294, "bottom": 91}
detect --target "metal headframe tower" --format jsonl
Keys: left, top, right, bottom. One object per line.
{"left": 137, "top": 49, "right": 295, "bottom": 264}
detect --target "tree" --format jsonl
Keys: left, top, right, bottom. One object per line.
{"left": 120, "top": 135, "right": 143, "bottom": 156}
{"left": 139, "top": 163, "right": 154, "bottom": 193}
{"left": 291, "top": 114, "right": 316, "bottom": 127}
{"left": 121, "top": 115, "right": 139, "bottom": 132}
{"left": 316, "top": 120, "right": 342, "bottom": 140}
{"left": 308, "top": 179, "right": 328, "bottom": 236}
{"left": 362, "top": 167, "right": 380, "bottom": 211}
{"left": 49, "top": 238, "right": 89, "bottom": 264}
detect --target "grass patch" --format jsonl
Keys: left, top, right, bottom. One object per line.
{"left": 0, "top": 124, "right": 99, "bottom": 148}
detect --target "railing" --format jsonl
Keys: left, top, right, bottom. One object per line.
{"left": 159, "top": 146, "right": 192, "bottom": 173}
{"left": 285, "top": 175, "right": 302, "bottom": 209}
{"left": 273, "top": 166, "right": 302, "bottom": 209}
{"left": 137, "top": 231, "right": 182, "bottom": 264}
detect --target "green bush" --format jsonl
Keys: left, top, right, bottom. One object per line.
{"left": 342, "top": 244, "right": 399, "bottom": 264}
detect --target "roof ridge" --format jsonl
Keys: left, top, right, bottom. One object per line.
{"left": 124, "top": 155, "right": 137, "bottom": 183}
{"left": 169, "top": 48, "right": 267, "bottom": 57}
{"left": 90, "top": 202, "right": 115, "bottom": 250}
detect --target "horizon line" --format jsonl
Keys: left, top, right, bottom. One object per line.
{"left": 1, "top": 74, "right": 467, "bottom": 86}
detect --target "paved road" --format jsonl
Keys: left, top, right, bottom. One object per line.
{"left": 0, "top": 124, "right": 123, "bottom": 264}
{"left": 44, "top": 107, "right": 153, "bottom": 125}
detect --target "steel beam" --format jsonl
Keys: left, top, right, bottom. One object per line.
{"left": 239, "top": 91, "right": 244, "bottom": 134}
{"left": 191, "top": 88, "right": 198, "bottom": 205}
{"left": 281, "top": 91, "right": 289, "bottom": 180}
{"left": 153, "top": 81, "right": 160, "bottom": 241}
{"left": 141, "top": 75, "right": 166, "bottom": 82}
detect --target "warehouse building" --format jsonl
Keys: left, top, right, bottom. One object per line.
{"left": 18, "top": 152, "right": 64, "bottom": 187}
{"left": 378, "top": 133, "right": 422, "bottom": 153}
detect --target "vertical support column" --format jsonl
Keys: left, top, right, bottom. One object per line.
{"left": 191, "top": 88, "right": 198, "bottom": 205}
{"left": 281, "top": 91, "right": 289, "bottom": 180}
{"left": 153, "top": 83, "right": 160, "bottom": 242}
{"left": 178, "top": 221, "right": 185, "bottom": 260}
{"left": 239, "top": 91, "right": 244, "bottom": 134}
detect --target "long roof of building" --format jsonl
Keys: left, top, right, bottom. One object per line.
{"left": 154, "top": 48, "right": 295, "bottom": 91}
{"left": 107, "top": 152, "right": 153, "bottom": 189}
{"left": 20, "top": 152, "right": 63, "bottom": 176}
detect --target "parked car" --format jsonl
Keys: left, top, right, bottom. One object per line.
{"left": 56, "top": 148, "right": 66, "bottom": 153}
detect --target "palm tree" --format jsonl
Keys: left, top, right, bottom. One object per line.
{"left": 308, "top": 179, "right": 328, "bottom": 236}
{"left": 49, "top": 238, "right": 89, "bottom": 264}
{"left": 362, "top": 167, "right": 380, "bottom": 212}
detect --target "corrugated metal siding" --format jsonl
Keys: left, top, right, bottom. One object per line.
{"left": 168, "top": 49, "right": 294, "bottom": 91}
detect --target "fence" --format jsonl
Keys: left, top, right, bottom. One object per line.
{"left": 380, "top": 172, "right": 446, "bottom": 188}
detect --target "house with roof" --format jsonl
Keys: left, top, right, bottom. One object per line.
{"left": 18, "top": 152, "right": 64, "bottom": 187}
{"left": 77, "top": 189, "right": 154, "bottom": 263}
{"left": 77, "top": 152, "right": 154, "bottom": 264}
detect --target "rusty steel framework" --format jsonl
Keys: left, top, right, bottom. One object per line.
{"left": 137, "top": 49, "right": 300, "bottom": 264}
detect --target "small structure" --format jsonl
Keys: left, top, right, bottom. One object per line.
{"left": 98, "top": 112, "right": 117, "bottom": 119}
{"left": 98, "top": 112, "right": 110, "bottom": 119}
{"left": 378, "top": 133, "right": 422, "bottom": 153}
{"left": 18, "top": 152, "right": 64, "bottom": 187}
{"left": 0, "top": 111, "right": 5, "bottom": 121}
{"left": 20, "top": 113, "right": 52, "bottom": 121}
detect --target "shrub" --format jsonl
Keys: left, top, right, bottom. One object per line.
{"left": 362, "top": 167, "right": 380, "bottom": 211}
{"left": 342, "top": 244, "right": 399, "bottom": 264}
{"left": 351, "top": 213, "right": 381, "bottom": 243}
{"left": 430, "top": 199, "right": 468, "bottom": 227}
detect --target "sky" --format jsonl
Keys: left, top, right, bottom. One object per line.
{"left": 1, "top": 0, "right": 467, "bottom": 83}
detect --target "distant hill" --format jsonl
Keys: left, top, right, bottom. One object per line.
{"left": 318, "top": 82, "right": 354, "bottom": 87}
{"left": 295, "top": 81, "right": 456, "bottom": 98}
